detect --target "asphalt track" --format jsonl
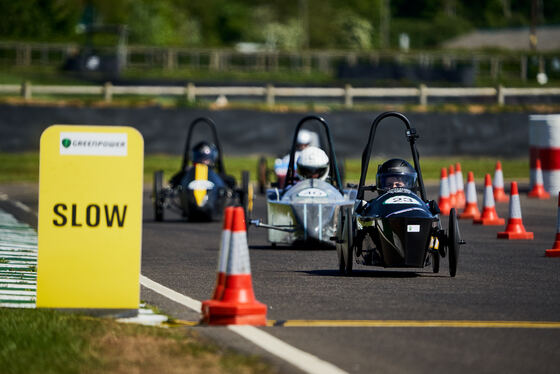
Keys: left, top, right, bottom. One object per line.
{"left": 2, "top": 182, "right": 560, "bottom": 374}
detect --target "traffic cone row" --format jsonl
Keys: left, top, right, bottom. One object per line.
{"left": 497, "top": 182, "right": 534, "bottom": 239}
{"left": 528, "top": 159, "right": 550, "bottom": 199}
{"left": 493, "top": 161, "right": 509, "bottom": 203}
{"left": 454, "top": 163, "right": 466, "bottom": 210}
{"left": 201, "top": 206, "right": 267, "bottom": 326}
{"left": 546, "top": 192, "right": 560, "bottom": 257}
{"left": 474, "top": 174, "right": 505, "bottom": 226}
{"left": 438, "top": 163, "right": 468, "bottom": 215}
{"left": 459, "top": 172, "right": 481, "bottom": 220}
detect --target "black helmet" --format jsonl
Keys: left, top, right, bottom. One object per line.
{"left": 376, "top": 158, "right": 417, "bottom": 192}
{"left": 192, "top": 141, "right": 218, "bottom": 167}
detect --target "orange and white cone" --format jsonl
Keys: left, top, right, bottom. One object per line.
{"left": 201, "top": 207, "right": 267, "bottom": 325}
{"left": 459, "top": 171, "right": 481, "bottom": 220}
{"left": 207, "top": 207, "right": 234, "bottom": 303}
{"left": 497, "top": 182, "right": 534, "bottom": 239}
{"left": 546, "top": 192, "right": 560, "bottom": 257}
{"left": 448, "top": 164, "right": 457, "bottom": 208}
{"left": 438, "top": 167, "right": 452, "bottom": 215}
{"left": 455, "top": 163, "right": 466, "bottom": 210}
{"left": 474, "top": 174, "right": 505, "bottom": 225}
{"left": 493, "top": 161, "right": 509, "bottom": 203}
{"left": 528, "top": 158, "right": 550, "bottom": 199}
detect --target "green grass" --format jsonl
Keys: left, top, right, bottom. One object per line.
{"left": 0, "top": 152, "right": 529, "bottom": 184}
{"left": 0, "top": 308, "right": 272, "bottom": 374}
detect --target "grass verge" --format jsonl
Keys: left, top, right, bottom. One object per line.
{"left": 0, "top": 152, "right": 529, "bottom": 184}
{"left": 0, "top": 308, "right": 273, "bottom": 374}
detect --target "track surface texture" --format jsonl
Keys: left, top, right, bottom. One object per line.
{"left": 2, "top": 182, "right": 560, "bottom": 374}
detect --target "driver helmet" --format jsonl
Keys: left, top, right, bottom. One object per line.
{"left": 296, "top": 130, "right": 313, "bottom": 151}
{"left": 297, "top": 146, "right": 329, "bottom": 180}
{"left": 192, "top": 141, "right": 218, "bottom": 167}
{"left": 376, "top": 158, "right": 417, "bottom": 191}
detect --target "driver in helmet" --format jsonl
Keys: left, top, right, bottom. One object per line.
{"left": 274, "top": 129, "right": 316, "bottom": 186}
{"left": 376, "top": 158, "right": 417, "bottom": 192}
{"left": 192, "top": 141, "right": 218, "bottom": 167}
{"left": 296, "top": 146, "right": 330, "bottom": 180}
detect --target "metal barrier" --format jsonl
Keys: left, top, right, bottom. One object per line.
{"left": 1, "top": 82, "right": 560, "bottom": 107}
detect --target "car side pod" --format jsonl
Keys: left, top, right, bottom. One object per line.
{"left": 201, "top": 207, "right": 267, "bottom": 326}
{"left": 497, "top": 182, "right": 534, "bottom": 240}
{"left": 438, "top": 168, "right": 452, "bottom": 216}
{"left": 459, "top": 171, "right": 481, "bottom": 220}
{"left": 528, "top": 158, "right": 551, "bottom": 199}
{"left": 546, "top": 192, "right": 560, "bottom": 257}
{"left": 473, "top": 174, "right": 505, "bottom": 226}
{"left": 493, "top": 161, "right": 509, "bottom": 203}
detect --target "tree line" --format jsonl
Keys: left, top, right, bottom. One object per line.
{"left": 1, "top": 0, "right": 558, "bottom": 50}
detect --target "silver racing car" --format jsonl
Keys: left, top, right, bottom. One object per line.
{"left": 250, "top": 115, "right": 355, "bottom": 247}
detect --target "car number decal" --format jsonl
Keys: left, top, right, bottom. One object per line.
{"left": 407, "top": 224, "right": 421, "bottom": 232}
{"left": 383, "top": 196, "right": 421, "bottom": 205}
{"left": 188, "top": 180, "right": 215, "bottom": 190}
{"left": 297, "top": 188, "right": 328, "bottom": 198}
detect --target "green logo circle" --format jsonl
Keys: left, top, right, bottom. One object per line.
{"left": 62, "top": 138, "right": 71, "bottom": 148}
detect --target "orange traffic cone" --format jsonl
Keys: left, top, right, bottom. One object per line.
{"left": 459, "top": 171, "right": 481, "bottom": 220}
{"left": 474, "top": 174, "right": 505, "bottom": 225}
{"left": 546, "top": 192, "right": 560, "bottom": 257}
{"left": 209, "top": 207, "right": 234, "bottom": 302}
{"left": 497, "top": 182, "right": 534, "bottom": 239}
{"left": 438, "top": 167, "right": 452, "bottom": 215}
{"left": 455, "top": 163, "right": 466, "bottom": 210}
{"left": 528, "top": 158, "right": 550, "bottom": 199}
{"left": 201, "top": 207, "right": 267, "bottom": 325}
{"left": 448, "top": 164, "right": 457, "bottom": 208}
{"left": 493, "top": 161, "right": 509, "bottom": 203}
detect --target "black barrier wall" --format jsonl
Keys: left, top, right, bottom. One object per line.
{"left": 0, "top": 104, "right": 531, "bottom": 158}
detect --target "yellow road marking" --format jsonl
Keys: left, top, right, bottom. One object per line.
{"left": 170, "top": 319, "right": 560, "bottom": 329}
{"left": 266, "top": 320, "right": 560, "bottom": 329}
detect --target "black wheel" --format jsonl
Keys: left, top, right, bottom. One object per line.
{"left": 448, "top": 208, "right": 460, "bottom": 277}
{"left": 240, "top": 170, "right": 252, "bottom": 223}
{"left": 431, "top": 251, "right": 440, "bottom": 273}
{"left": 336, "top": 208, "right": 353, "bottom": 276}
{"left": 257, "top": 156, "right": 268, "bottom": 195}
{"left": 153, "top": 170, "right": 164, "bottom": 222}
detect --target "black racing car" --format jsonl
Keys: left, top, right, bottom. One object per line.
{"left": 152, "top": 117, "right": 251, "bottom": 222}
{"left": 334, "top": 111, "right": 464, "bottom": 276}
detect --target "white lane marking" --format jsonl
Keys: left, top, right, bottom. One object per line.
{"left": 228, "top": 325, "right": 348, "bottom": 374}
{"left": 0, "top": 284, "right": 36, "bottom": 289}
{"left": 0, "top": 294, "right": 35, "bottom": 301}
{"left": 0, "top": 303, "right": 35, "bottom": 308}
{"left": 0, "top": 289, "right": 36, "bottom": 296}
{"left": 140, "top": 274, "right": 348, "bottom": 374}
{"left": 0, "top": 279, "right": 36, "bottom": 284}
{"left": 140, "top": 275, "right": 201, "bottom": 311}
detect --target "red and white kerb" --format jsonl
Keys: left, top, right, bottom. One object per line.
{"left": 529, "top": 115, "right": 560, "bottom": 195}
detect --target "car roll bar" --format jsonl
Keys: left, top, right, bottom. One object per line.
{"left": 357, "top": 111, "right": 427, "bottom": 202}
{"left": 181, "top": 117, "right": 226, "bottom": 174}
{"left": 284, "top": 115, "right": 344, "bottom": 194}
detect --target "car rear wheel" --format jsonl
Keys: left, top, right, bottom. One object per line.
{"left": 153, "top": 170, "right": 164, "bottom": 222}
{"left": 448, "top": 208, "right": 460, "bottom": 277}
{"left": 337, "top": 208, "right": 353, "bottom": 276}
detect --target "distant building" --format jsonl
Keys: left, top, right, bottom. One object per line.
{"left": 442, "top": 25, "right": 560, "bottom": 51}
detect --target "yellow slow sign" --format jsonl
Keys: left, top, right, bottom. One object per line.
{"left": 37, "top": 125, "right": 143, "bottom": 312}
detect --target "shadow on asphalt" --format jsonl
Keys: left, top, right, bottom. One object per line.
{"left": 299, "top": 269, "right": 425, "bottom": 278}
{"left": 249, "top": 244, "right": 334, "bottom": 252}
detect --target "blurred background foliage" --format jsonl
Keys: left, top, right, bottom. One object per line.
{"left": 1, "top": 0, "right": 559, "bottom": 50}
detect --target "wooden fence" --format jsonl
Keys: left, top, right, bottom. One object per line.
{"left": 2, "top": 82, "right": 560, "bottom": 107}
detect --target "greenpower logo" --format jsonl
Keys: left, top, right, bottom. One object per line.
{"left": 62, "top": 138, "right": 71, "bottom": 148}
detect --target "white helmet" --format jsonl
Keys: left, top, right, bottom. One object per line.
{"left": 296, "top": 130, "right": 313, "bottom": 147}
{"left": 296, "top": 146, "right": 330, "bottom": 180}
